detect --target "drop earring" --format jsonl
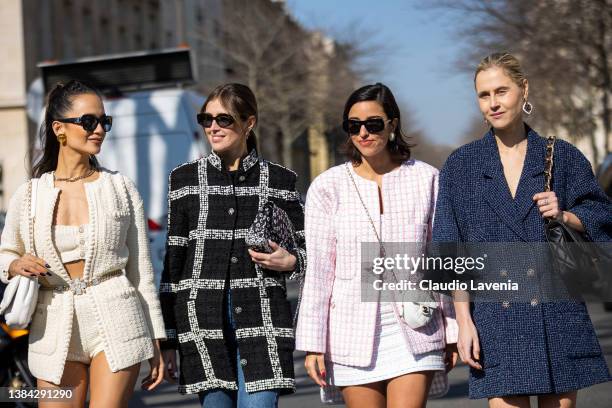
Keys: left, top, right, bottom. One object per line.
{"left": 389, "top": 132, "right": 396, "bottom": 142}
{"left": 522, "top": 101, "right": 533, "bottom": 115}
{"left": 57, "top": 133, "right": 67, "bottom": 145}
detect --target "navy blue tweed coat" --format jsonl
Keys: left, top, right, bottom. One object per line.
{"left": 432, "top": 125, "right": 612, "bottom": 398}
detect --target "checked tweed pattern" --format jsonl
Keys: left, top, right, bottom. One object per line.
{"left": 160, "top": 149, "right": 306, "bottom": 395}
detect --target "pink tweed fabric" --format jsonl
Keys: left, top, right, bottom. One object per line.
{"left": 295, "top": 160, "right": 458, "bottom": 403}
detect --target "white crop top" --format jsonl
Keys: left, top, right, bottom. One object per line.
{"left": 52, "top": 224, "right": 89, "bottom": 264}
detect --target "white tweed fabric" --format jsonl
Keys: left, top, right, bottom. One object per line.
{"left": 65, "top": 291, "right": 105, "bottom": 363}
{"left": 52, "top": 224, "right": 90, "bottom": 264}
{"left": 0, "top": 169, "right": 166, "bottom": 384}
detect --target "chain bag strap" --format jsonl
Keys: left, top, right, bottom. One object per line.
{"left": 542, "top": 136, "right": 606, "bottom": 295}
{"left": 344, "top": 164, "right": 437, "bottom": 329}
{"left": 28, "top": 179, "right": 37, "bottom": 255}
{"left": 543, "top": 136, "right": 555, "bottom": 193}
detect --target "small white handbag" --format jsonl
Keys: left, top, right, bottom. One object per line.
{"left": 395, "top": 299, "right": 438, "bottom": 329}
{"left": 0, "top": 179, "right": 40, "bottom": 329}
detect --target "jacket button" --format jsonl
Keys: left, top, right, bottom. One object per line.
{"left": 238, "top": 175, "right": 246, "bottom": 182}
{"left": 530, "top": 298, "right": 539, "bottom": 306}
{"left": 228, "top": 208, "right": 235, "bottom": 215}
{"left": 240, "top": 358, "right": 247, "bottom": 367}
{"left": 122, "top": 292, "right": 130, "bottom": 299}
{"left": 231, "top": 256, "right": 238, "bottom": 264}
{"left": 501, "top": 300, "right": 510, "bottom": 308}
{"left": 235, "top": 306, "right": 242, "bottom": 314}
{"left": 500, "top": 269, "right": 508, "bottom": 277}
{"left": 79, "top": 239, "right": 85, "bottom": 245}
{"left": 331, "top": 302, "right": 336, "bottom": 309}
{"left": 78, "top": 226, "right": 84, "bottom": 233}
{"left": 527, "top": 268, "right": 535, "bottom": 277}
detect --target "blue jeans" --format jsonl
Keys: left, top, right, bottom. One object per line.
{"left": 199, "top": 289, "right": 279, "bottom": 408}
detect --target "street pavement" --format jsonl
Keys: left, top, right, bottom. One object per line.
{"left": 131, "top": 279, "right": 612, "bottom": 407}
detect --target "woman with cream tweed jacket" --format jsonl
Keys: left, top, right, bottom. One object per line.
{"left": 0, "top": 169, "right": 166, "bottom": 385}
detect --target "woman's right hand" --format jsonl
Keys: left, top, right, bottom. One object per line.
{"left": 162, "top": 349, "right": 179, "bottom": 383}
{"left": 8, "top": 254, "right": 51, "bottom": 279}
{"left": 457, "top": 318, "right": 483, "bottom": 370}
{"left": 304, "top": 352, "right": 327, "bottom": 387}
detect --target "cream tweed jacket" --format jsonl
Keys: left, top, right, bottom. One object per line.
{"left": 0, "top": 169, "right": 166, "bottom": 384}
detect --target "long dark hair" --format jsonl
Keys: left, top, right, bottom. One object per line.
{"left": 201, "top": 83, "right": 258, "bottom": 152}
{"left": 341, "top": 82, "right": 414, "bottom": 164}
{"left": 32, "top": 80, "right": 103, "bottom": 178}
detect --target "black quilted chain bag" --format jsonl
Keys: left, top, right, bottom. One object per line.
{"left": 543, "top": 136, "right": 609, "bottom": 295}
{"left": 245, "top": 201, "right": 296, "bottom": 253}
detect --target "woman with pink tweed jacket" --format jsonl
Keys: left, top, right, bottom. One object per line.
{"left": 295, "top": 83, "right": 459, "bottom": 407}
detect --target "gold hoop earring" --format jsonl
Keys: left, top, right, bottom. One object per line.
{"left": 57, "top": 134, "right": 67, "bottom": 145}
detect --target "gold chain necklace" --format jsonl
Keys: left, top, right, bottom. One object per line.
{"left": 53, "top": 168, "right": 96, "bottom": 183}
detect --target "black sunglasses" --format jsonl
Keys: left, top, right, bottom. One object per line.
{"left": 197, "top": 113, "right": 235, "bottom": 128}
{"left": 342, "top": 118, "right": 390, "bottom": 135}
{"left": 56, "top": 114, "right": 113, "bottom": 132}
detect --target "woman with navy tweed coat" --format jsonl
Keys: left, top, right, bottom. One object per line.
{"left": 433, "top": 52, "right": 612, "bottom": 407}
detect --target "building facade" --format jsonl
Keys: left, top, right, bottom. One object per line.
{"left": 0, "top": 0, "right": 223, "bottom": 210}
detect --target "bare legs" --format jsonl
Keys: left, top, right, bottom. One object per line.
{"left": 341, "top": 371, "right": 435, "bottom": 408}
{"left": 36, "top": 352, "right": 141, "bottom": 408}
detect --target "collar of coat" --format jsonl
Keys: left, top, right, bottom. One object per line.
{"left": 206, "top": 149, "right": 259, "bottom": 172}
{"left": 480, "top": 124, "right": 546, "bottom": 180}
{"left": 478, "top": 123, "right": 548, "bottom": 240}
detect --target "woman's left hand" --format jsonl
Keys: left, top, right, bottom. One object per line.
{"left": 249, "top": 240, "right": 296, "bottom": 272}
{"left": 141, "top": 340, "right": 165, "bottom": 391}
{"left": 444, "top": 343, "right": 459, "bottom": 373}
{"left": 533, "top": 191, "right": 563, "bottom": 221}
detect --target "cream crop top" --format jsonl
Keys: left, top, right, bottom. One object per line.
{"left": 52, "top": 224, "right": 89, "bottom": 264}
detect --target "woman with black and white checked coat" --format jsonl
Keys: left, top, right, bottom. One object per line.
{"left": 159, "top": 83, "right": 306, "bottom": 408}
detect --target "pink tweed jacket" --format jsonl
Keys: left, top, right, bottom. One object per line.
{"left": 295, "top": 160, "right": 458, "bottom": 368}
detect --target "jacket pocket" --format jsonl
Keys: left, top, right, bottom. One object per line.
{"left": 105, "top": 286, "right": 148, "bottom": 341}
{"left": 560, "top": 311, "right": 602, "bottom": 358}
{"left": 105, "top": 211, "right": 131, "bottom": 251}
{"left": 29, "top": 304, "right": 60, "bottom": 355}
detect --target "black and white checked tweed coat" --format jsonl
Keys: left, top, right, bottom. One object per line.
{"left": 159, "top": 149, "right": 306, "bottom": 395}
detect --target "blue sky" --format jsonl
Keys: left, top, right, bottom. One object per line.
{"left": 286, "top": 0, "right": 481, "bottom": 146}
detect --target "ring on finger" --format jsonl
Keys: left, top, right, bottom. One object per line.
{"left": 543, "top": 199, "right": 549, "bottom": 205}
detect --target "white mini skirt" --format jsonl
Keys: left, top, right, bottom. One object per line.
{"left": 331, "top": 302, "right": 445, "bottom": 386}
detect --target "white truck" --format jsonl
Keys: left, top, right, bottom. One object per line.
{"left": 100, "top": 89, "right": 208, "bottom": 285}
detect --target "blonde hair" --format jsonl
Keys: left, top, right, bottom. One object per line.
{"left": 474, "top": 52, "right": 527, "bottom": 89}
